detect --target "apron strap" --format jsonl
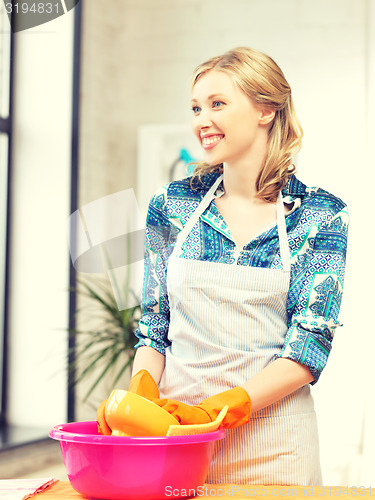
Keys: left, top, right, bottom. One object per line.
{"left": 277, "top": 191, "right": 291, "bottom": 272}
{"left": 174, "top": 174, "right": 223, "bottom": 255}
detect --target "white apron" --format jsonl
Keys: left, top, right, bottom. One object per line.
{"left": 159, "top": 174, "right": 322, "bottom": 486}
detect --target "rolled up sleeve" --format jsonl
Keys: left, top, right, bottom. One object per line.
{"left": 134, "top": 189, "right": 174, "bottom": 355}
{"left": 276, "top": 206, "right": 349, "bottom": 383}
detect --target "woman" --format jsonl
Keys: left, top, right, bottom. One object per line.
{"left": 99, "top": 47, "right": 349, "bottom": 485}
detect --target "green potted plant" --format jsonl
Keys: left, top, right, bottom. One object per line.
{"left": 68, "top": 275, "right": 141, "bottom": 402}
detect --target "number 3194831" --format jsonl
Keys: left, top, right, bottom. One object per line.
{"left": 5, "top": 3, "right": 61, "bottom": 14}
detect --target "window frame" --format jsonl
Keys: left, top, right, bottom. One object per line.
{"left": 0, "top": 9, "right": 14, "bottom": 427}
{"left": 67, "top": 0, "right": 82, "bottom": 423}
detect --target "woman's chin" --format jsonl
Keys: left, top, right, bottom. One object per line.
{"left": 203, "top": 153, "right": 224, "bottom": 167}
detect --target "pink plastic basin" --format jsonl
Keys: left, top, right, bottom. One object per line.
{"left": 50, "top": 421, "right": 225, "bottom": 500}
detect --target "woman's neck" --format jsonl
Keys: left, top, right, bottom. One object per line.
{"left": 221, "top": 158, "right": 264, "bottom": 202}
{"left": 220, "top": 130, "right": 269, "bottom": 201}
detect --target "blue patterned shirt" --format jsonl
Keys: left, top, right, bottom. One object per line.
{"left": 134, "top": 172, "right": 349, "bottom": 384}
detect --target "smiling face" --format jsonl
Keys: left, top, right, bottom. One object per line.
{"left": 191, "top": 70, "right": 274, "bottom": 169}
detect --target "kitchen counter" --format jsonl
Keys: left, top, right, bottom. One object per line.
{"left": 37, "top": 481, "right": 373, "bottom": 499}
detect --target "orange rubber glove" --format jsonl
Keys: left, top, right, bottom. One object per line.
{"left": 96, "top": 369, "right": 160, "bottom": 435}
{"left": 97, "top": 399, "right": 112, "bottom": 436}
{"left": 127, "top": 369, "right": 160, "bottom": 399}
{"left": 152, "top": 386, "right": 251, "bottom": 429}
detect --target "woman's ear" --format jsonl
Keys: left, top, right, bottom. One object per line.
{"left": 259, "top": 106, "right": 276, "bottom": 126}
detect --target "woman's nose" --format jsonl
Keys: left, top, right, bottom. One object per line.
{"left": 194, "top": 108, "right": 213, "bottom": 130}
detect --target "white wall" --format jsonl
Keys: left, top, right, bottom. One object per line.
{"left": 358, "top": 0, "right": 375, "bottom": 486}
{"left": 7, "top": 13, "right": 74, "bottom": 428}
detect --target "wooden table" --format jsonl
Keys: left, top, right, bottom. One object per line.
{"left": 36, "top": 481, "right": 373, "bottom": 499}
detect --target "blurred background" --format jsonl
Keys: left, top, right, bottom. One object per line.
{"left": 0, "top": 0, "right": 374, "bottom": 486}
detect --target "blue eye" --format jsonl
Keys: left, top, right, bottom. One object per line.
{"left": 192, "top": 106, "right": 201, "bottom": 114}
{"left": 213, "top": 101, "right": 224, "bottom": 108}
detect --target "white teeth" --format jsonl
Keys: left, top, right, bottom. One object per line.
{"left": 202, "top": 135, "right": 222, "bottom": 146}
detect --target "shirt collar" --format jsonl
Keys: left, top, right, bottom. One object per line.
{"left": 198, "top": 171, "right": 308, "bottom": 199}
{"left": 282, "top": 174, "right": 307, "bottom": 198}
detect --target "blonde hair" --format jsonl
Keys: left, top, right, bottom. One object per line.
{"left": 190, "top": 47, "right": 303, "bottom": 202}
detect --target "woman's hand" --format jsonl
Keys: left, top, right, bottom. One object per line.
{"left": 241, "top": 357, "right": 314, "bottom": 413}
{"left": 127, "top": 368, "right": 160, "bottom": 398}
{"left": 97, "top": 369, "right": 252, "bottom": 433}
{"left": 152, "top": 398, "right": 212, "bottom": 425}
{"left": 97, "top": 399, "right": 111, "bottom": 435}
{"left": 153, "top": 386, "right": 251, "bottom": 429}
{"left": 131, "top": 346, "right": 166, "bottom": 384}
